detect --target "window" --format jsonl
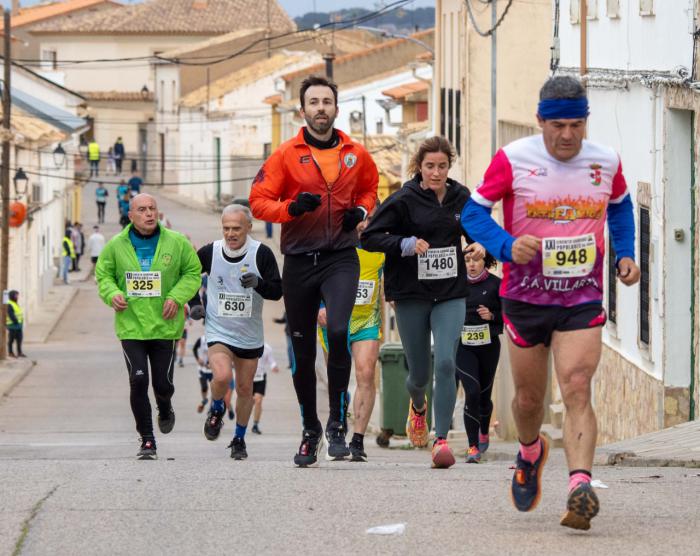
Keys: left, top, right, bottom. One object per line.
{"left": 41, "top": 49, "right": 57, "bottom": 70}
{"left": 498, "top": 121, "right": 537, "bottom": 148}
{"left": 439, "top": 87, "right": 461, "bottom": 155}
{"left": 440, "top": 87, "right": 446, "bottom": 137}
{"left": 607, "top": 0, "right": 620, "bottom": 18}
{"left": 639, "top": 0, "right": 654, "bottom": 16}
{"left": 570, "top": 0, "right": 580, "bottom": 24}
{"left": 455, "top": 90, "right": 462, "bottom": 155}
{"left": 639, "top": 205, "right": 651, "bottom": 345}
{"left": 607, "top": 239, "right": 617, "bottom": 324}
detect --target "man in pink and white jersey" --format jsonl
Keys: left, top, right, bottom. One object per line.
{"left": 462, "top": 76, "right": 639, "bottom": 531}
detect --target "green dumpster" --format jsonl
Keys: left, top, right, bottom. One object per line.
{"left": 378, "top": 342, "right": 433, "bottom": 446}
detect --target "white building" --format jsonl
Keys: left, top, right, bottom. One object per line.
{"left": 559, "top": 0, "right": 699, "bottom": 440}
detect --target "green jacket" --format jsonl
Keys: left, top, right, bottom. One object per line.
{"left": 95, "top": 223, "right": 202, "bottom": 340}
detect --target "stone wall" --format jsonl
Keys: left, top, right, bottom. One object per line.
{"left": 594, "top": 345, "right": 664, "bottom": 444}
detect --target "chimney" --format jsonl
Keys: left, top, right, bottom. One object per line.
{"left": 12, "top": 1, "right": 21, "bottom": 16}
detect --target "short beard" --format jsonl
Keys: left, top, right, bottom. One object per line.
{"left": 304, "top": 113, "right": 334, "bottom": 135}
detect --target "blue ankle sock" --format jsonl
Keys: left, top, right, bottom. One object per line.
{"left": 211, "top": 399, "right": 225, "bottom": 413}
{"left": 235, "top": 423, "right": 247, "bottom": 439}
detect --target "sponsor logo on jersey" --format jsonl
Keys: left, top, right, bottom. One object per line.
{"left": 528, "top": 167, "right": 548, "bottom": 177}
{"left": 344, "top": 153, "right": 357, "bottom": 168}
{"left": 525, "top": 196, "right": 605, "bottom": 223}
{"left": 300, "top": 155, "right": 311, "bottom": 164}
{"left": 590, "top": 163, "right": 602, "bottom": 186}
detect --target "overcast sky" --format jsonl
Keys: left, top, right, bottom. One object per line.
{"left": 1, "top": 0, "right": 435, "bottom": 18}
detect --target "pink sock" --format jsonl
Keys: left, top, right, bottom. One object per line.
{"left": 568, "top": 472, "right": 591, "bottom": 492}
{"left": 479, "top": 432, "right": 489, "bottom": 443}
{"left": 519, "top": 439, "right": 542, "bottom": 464}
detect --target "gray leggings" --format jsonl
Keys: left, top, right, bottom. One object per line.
{"left": 394, "top": 297, "right": 465, "bottom": 438}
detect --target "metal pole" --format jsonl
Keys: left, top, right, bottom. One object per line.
{"left": 361, "top": 95, "right": 367, "bottom": 147}
{"left": 490, "top": 0, "right": 497, "bottom": 156}
{"left": 323, "top": 53, "right": 335, "bottom": 79}
{"left": 580, "top": 0, "right": 587, "bottom": 77}
{"left": 1, "top": 9, "right": 11, "bottom": 360}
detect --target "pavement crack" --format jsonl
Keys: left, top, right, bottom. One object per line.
{"left": 13, "top": 484, "right": 59, "bottom": 556}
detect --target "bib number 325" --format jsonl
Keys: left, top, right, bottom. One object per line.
{"left": 417, "top": 246, "right": 458, "bottom": 280}
{"left": 125, "top": 271, "right": 161, "bottom": 297}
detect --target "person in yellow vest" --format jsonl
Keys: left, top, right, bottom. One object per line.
{"left": 62, "top": 230, "right": 76, "bottom": 284}
{"left": 88, "top": 140, "right": 100, "bottom": 177}
{"left": 6, "top": 290, "right": 25, "bottom": 358}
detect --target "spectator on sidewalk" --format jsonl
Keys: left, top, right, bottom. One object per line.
{"left": 128, "top": 171, "right": 143, "bottom": 195}
{"left": 107, "top": 147, "right": 117, "bottom": 175}
{"left": 61, "top": 230, "right": 76, "bottom": 284}
{"left": 95, "top": 182, "right": 109, "bottom": 224}
{"left": 88, "top": 140, "right": 100, "bottom": 177}
{"left": 114, "top": 137, "right": 126, "bottom": 174}
{"left": 71, "top": 222, "right": 85, "bottom": 272}
{"left": 6, "top": 290, "right": 26, "bottom": 358}
{"left": 118, "top": 180, "right": 130, "bottom": 227}
{"left": 87, "top": 225, "right": 106, "bottom": 268}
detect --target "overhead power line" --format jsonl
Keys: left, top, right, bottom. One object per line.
{"left": 464, "top": 0, "right": 514, "bottom": 37}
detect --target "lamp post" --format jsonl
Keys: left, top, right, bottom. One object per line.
{"left": 53, "top": 143, "right": 66, "bottom": 168}
{"left": 13, "top": 168, "right": 28, "bottom": 196}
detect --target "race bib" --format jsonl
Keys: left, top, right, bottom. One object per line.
{"left": 461, "top": 324, "right": 491, "bottom": 346}
{"left": 125, "top": 271, "right": 161, "bottom": 297}
{"left": 355, "top": 280, "right": 376, "bottom": 305}
{"left": 542, "top": 234, "right": 596, "bottom": 278}
{"left": 417, "top": 247, "right": 458, "bottom": 280}
{"left": 217, "top": 292, "right": 252, "bottom": 318}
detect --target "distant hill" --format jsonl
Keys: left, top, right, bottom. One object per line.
{"left": 295, "top": 7, "right": 435, "bottom": 34}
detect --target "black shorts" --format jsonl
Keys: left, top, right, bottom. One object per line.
{"left": 253, "top": 377, "right": 267, "bottom": 396}
{"left": 502, "top": 299, "right": 606, "bottom": 348}
{"left": 207, "top": 341, "right": 264, "bottom": 360}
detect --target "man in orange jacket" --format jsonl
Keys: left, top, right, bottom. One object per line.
{"left": 249, "top": 75, "right": 378, "bottom": 467}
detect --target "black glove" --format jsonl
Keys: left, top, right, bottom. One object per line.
{"left": 288, "top": 192, "right": 322, "bottom": 217}
{"left": 342, "top": 207, "right": 365, "bottom": 231}
{"left": 190, "top": 304, "right": 205, "bottom": 321}
{"left": 240, "top": 272, "right": 259, "bottom": 289}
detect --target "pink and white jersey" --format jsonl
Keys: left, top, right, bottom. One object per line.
{"left": 472, "top": 134, "right": 628, "bottom": 307}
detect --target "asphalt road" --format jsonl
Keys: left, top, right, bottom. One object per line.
{"left": 1, "top": 184, "right": 699, "bottom": 555}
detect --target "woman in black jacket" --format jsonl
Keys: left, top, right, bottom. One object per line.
{"left": 456, "top": 250, "right": 502, "bottom": 463}
{"left": 362, "top": 136, "right": 484, "bottom": 468}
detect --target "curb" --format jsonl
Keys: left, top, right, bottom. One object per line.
{"left": 0, "top": 358, "right": 35, "bottom": 399}
{"left": 595, "top": 450, "right": 700, "bottom": 469}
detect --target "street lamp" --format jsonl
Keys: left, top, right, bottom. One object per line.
{"left": 53, "top": 143, "right": 66, "bottom": 168}
{"left": 13, "top": 168, "right": 28, "bottom": 196}
{"left": 140, "top": 85, "right": 150, "bottom": 99}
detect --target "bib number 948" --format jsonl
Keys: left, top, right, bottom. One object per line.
{"left": 542, "top": 234, "right": 596, "bottom": 278}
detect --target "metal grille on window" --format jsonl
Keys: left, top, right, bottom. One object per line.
{"left": 607, "top": 239, "right": 617, "bottom": 324}
{"left": 639, "top": 206, "right": 651, "bottom": 344}
{"left": 455, "top": 89, "right": 462, "bottom": 155}
{"left": 440, "top": 87, "right": 446, "bottom": 137}
{"left": 447, "top": 88, "right": 454, "bottom": 144}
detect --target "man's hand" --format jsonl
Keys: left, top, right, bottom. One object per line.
{"left": 190, "top": 304, "right": 205, "bottom": 321}
{"left": 317, "top": 307, "right": 327, "bottom": 328}
{"left": 464, "top": 242, "right": 485, "bottom": 261}
{"left": 617, "top": 257, "right": 641, "bottom": 286}
{"left": 477, "top": 305, "right": 493, "bottom": 321}
{"left": 240, "top": 272, "right": 259, "bottom": 289}
{"left": 111, "top": 294, "right": 128, "bottom": 312}
{"left": 342, "top": 207, "right": 365, "bottom": 231}
{"left": 162, "top": 299, "right": 179, "bottom": 320}
{"left": 414, "top": 239, "right": 430, "bottom": 256}
{"left": 288, "top": 192, "right": 322, "bottom": 217}
{"left": 511, "top": 235, "right": 541, "bottom": 265}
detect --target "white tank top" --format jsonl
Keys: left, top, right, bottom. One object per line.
{"left": 205, "top": 239, "right": 264, "bottom": 349}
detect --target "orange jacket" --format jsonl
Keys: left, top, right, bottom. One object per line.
{"left": 249, "top": 128, "right": 378, "bottom": 255}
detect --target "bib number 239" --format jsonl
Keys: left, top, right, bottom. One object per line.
{"left": 125, "top": 271, "right": 161, "bottom": 297}
{"left": 217, "top": 292, "right": 252, "bottom": 318}
{"left": 417, "top": 247, "right": 458, "bottom": 280}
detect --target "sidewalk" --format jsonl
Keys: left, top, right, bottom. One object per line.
{"left": 597, "top": 420, "right": 700, "bottom": 468}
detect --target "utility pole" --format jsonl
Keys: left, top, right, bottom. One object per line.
{"left": 490, "top": 0, "right": 497, "bottom": 157}
{"left": 1, "top": 9, "right": 12, "bottom": 360}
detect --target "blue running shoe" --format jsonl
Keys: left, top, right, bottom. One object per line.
{"left": 511, "top": 435, "right": 549, "bottom": 512}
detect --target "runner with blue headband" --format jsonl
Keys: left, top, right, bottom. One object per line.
{"left": 461, "top": 75, "right": 640, "bottom": 531}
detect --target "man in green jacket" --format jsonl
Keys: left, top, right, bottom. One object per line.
{"left": 96, "top": 193, "right": 201, "bottom": 459}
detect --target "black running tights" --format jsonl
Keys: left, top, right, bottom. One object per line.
{"left": 121, "top": 339, "right": 176, "bottom": 438}
{"left": 455, "top": 337, "right": 501, "bottom": 447}
{"left": 282, "top": 248, "right": 359, "bottom": 430}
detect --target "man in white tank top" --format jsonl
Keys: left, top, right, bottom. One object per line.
{"left": 189, "top": 204, "right": 282, "bottom": 460}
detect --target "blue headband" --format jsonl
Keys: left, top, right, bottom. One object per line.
{"left": 537, "top": 97, "right": 589, "bottom": 120}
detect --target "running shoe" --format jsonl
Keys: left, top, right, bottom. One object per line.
{"left": 325, "top": 421, "right": 350, "bottom": 461}
{"left": 203, "top": 408, "right": 225, "bottom": 441}
{"left": 197, "top": 399, "right": 207, "bottom": 413}
{"left": 177, "top": 359, "right": 184, "bottom": 368}
{"left": 511, "top": 435, "right": 550, "bottom": 512}
{"left": 251, "top": 424, "right": 262, "bottom": 435}
{"left": 406, "top": 398, "right": 429, "bottom": 448}
{"left": 294, "top": 428, "right": 324, "bottom": 467}
{"left": 431, "top": 438, "right": 456, "bottom": 468}
{"left": 349, "top": 440, "right": 367, "bottom": 462}
{"left": 227, "top": 437, "right": 248, "bottom": 460}
{"left": 157, "top": 407, "right": 175, "bottom": 434}
{"left": 137, "top": 438, "right": 157, "bottom": 460}
{"left": 478, "top": 433, "right": 490, "bottom": 453}
{"left": 466, "top": 446, "right": 481, "bottom": 463}
{"left": 560, "top": 482, "right": 600, "bottom": 530}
